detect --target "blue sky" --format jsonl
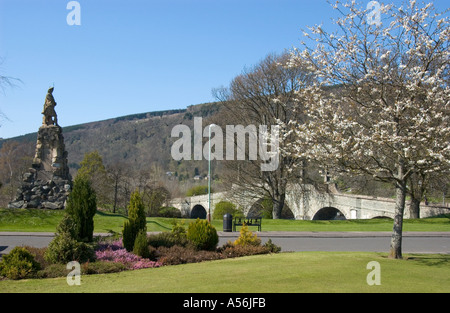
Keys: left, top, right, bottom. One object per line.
{"left": 0, "top": 0, "right": 448, "bottom": 139}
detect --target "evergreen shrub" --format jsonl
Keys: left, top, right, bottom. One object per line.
{"left": 128, "top": 191, "right": 146, "bottom": 232}
{"left": 44, "top": 214, "right": 96, "bottom": 264}
{"left": 233, "top": 223, "right": 261, "bottom": 246}
{"left": 122, "top": 191, "right": 147, "bottom": 252}
{"left": 186, "top": 219, "right": 218, "bottom": 251}
{"left": 212, "top": 201, "right": 243, "bottom": 219}
{"left": 0, "top": 247, "right": 41, "bottom": 280}
{"left": 133, "top": 230, "right": 151, "bottom": 258}
{"left": 65, "top": 176, "right": 97, "bottom": 242}
{"left": 122, "top": 219, "right": 136, "bottom": 252}
{"left": 158, "top": 206, "right": 181, "bottom": 218}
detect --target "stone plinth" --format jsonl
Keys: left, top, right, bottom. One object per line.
{"left": 33, "top": 124, "right": 70, "bottom": 179}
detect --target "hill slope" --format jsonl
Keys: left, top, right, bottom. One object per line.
{"left": 1, "top": 102, "right": 222, "bottom": 178}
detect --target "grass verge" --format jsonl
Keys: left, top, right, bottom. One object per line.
{"left": 0, "top": 208, "right": 449, "bottom": 233}
{"left": 0, "top": 252, "right": 448, "bottom": 293}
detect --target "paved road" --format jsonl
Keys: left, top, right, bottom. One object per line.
{"left": 1, "top": 231, "right": 449, "bottom": 256}
{"left": 219, "top": 231, "right": 450, "bottom": 254}
{"left": 0, "top": 232, "right": 55, "bottom": 256}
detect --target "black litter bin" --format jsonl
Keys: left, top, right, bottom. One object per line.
{"left": 223, "top": 213, "right": 233, "bottom": 232}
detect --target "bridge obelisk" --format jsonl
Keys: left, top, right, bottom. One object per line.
{"left": 8, "top": 87, "right": 72, "bottom": 209}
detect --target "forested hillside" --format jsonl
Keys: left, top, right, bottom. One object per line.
{"left": 1, "top": 102, "right": 221, "bottom": 179}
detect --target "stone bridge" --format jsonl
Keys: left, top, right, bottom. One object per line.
{"left": 169, "top": 184, "right": 449, "bottom": 220}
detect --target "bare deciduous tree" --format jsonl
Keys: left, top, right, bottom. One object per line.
{"left": 213, "top": 52, "right": 313, "bottom": 218}
{"left": 0, "top": 141, "right": 34, "bottom": 205}
{"left": 0, "top": 58, "right": 22, "bottom": 125}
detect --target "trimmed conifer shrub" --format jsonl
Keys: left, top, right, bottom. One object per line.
{"left": 122, "top": 219, "right": 136, "bottom": 252}
{"left": 122, "top": 191, "right": 147, "bottom": 252}
{"left": 186, "top": 219, "right": 218, "bottom": 251}
{"left": 65, "top": 176, "right": 97, "bottom": 242}
{"left": 44, "top": 214, "right": 95, "bottom": 264}
{"left": 133, "top": 230, "right": 150, "bottom": 258}
{"left": 233, "top": 223, "right": 261, "bottom": 246}
{"left": 0, "top": 247, "right": 41, "bottom": 280}
{"left": 128, "top": 191, "right": 147, "bottom": 233}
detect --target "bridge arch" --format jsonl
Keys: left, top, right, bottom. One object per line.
{"left": 247, "top": 198, "right": 294, "bottom": 219}
{"left": 169, "top": 184, "right": 448, "bottom": 221}
{"left": 191, "top": 204, "right": 207, "bottom": 219}
{"left": 313, "top": 207, "right": 347, "bottom": 220}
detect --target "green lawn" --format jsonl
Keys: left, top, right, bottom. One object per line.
{"left": 0, "top": 208, "right": 127, "bottom": 233}
{"left": 1, "top": 252, "right": 449, "bottom": 293}
{"left": 1, "top": 209, "right": 448, "bottom": 293}
{"left": 0, "top": 208, "right": 449, "bottom": 233}
{"left": 233, "top": 215, "right": 450, "bottom": 232}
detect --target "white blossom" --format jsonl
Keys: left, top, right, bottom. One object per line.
{"left": 281, "top": 1, "right": 449, "bottom": 258}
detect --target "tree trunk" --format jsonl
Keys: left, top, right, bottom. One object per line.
{"left": 408, "top": 171, "right": 425, "bottom": 219}
{"left": 113, "top": 179, "right": 119, "bottom": 214}
{"left": 409, "top": 197, "right": 420, "bottom": 219}
{"left": 272, "top": 193, "right": 286, "bottom": 219}
{"left": 389, "top": 180, "right": 407, "bottom": 259}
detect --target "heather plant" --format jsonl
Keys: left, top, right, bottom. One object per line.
{"left": 95, "top": 239, "right": 160, "bottom": 270}
{"left": 220, "top": 244, "right": 269, "bottom": 258}
{"left": 157, "top": 245, "right": 222, "bottom": 266}
{"left": 95, "top": 247, "right": 142, "bottom": 264}
{"left": 131, "top": 259, "right": 160, "bottom": 270}
{"left": 96, "top": 238, "right": 123, "bottom": 251}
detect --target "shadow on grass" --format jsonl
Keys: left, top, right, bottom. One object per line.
{"left": 95, "top": 210, "right": 127, "bottom": 218}
{"left": 146, "top": 220, "right": 171, "bottom": 231}
{"left": 405, "top": 254, "right": 450, "bottom": 267}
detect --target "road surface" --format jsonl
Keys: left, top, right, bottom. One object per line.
{"left": 1, "top": 231, "right": 449, "bottom": 256}
{"left": 219, "top": 231, "right": 450, "bottom": 254}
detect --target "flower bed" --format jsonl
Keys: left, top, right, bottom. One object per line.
{"left": 95, "top": 239, "right": 161, "bottom": 270}
{"left": 1, "top": 221, "right": 281, "bottom": 280}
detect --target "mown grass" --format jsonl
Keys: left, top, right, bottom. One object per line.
{"left": 256, "top": 215, "right": 450, "bottom": 232}
{"left": 0, "top": 209, "right": 126, "bottom": 233}
{"left": 0, "top": 208, "right": 448, "bottom": 233}
{"left": 1, "top": 252, "right": 448, "bottom": 293}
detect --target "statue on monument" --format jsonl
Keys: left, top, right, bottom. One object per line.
{"left": 42, "top": 87, "right": 58, "bottom": 126}
{"left": 8, "top": 86, "right": 71, "bottom": 210}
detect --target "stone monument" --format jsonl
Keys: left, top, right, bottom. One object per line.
{"left": 8, "top": 87, "right": 72, "bottom": 209}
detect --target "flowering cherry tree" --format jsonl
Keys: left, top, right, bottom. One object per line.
{"left": 284, "top": 1, "right": 449, "bottom": 258}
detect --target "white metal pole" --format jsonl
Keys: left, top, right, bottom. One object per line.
{"left": 208, "top": 124, "right": 215, "bottom": 222}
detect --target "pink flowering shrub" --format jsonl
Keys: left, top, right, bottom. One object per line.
{"left": 131, "top": 259, "right": 160, "bottom": 270}
{"left": 96, "top": 239, "right": 161, "bottom": 270}
{"left": 96, "top": 239, "right": 123, "bottom": 251}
